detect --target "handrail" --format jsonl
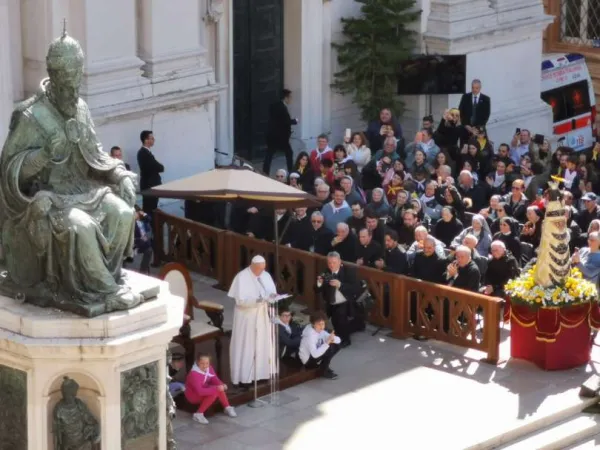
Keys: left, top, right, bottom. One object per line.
{"left": 153, "top": 210, "right": 502, "bottom": 364}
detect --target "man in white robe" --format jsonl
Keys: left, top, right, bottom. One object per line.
{"left": 228, "top": 255, "right": 277, "bottom": 385}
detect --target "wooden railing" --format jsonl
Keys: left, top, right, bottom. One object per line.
{"left": 154, "top": 210, "right": 504, "bottom": 364}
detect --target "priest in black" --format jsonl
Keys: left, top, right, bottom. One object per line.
{"left": 357, "top": 228, "right": 383, "bottom": 268}
{"left": 376, "top": 229, "right": 409, "bottom": 275}
{"left": 331, "top": 223, "right": 359, "bottom": 263}
{"left": 410, "top": 236, "right": 446, "bottom": 283}
{"left": 316, "top": 252, "right": 362, "bottom": 347}
{"left": 445, "top": 245, "right": 481, "bottom": 292}
{"left": 482, "top": 240, "right": 520, "bottom": 298}
{"left": 287, "top": 207, "right": 313, "bottom": 250}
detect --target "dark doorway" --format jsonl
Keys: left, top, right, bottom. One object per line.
{"left": 233, "top": 0, "right": 284, "bottom": 161}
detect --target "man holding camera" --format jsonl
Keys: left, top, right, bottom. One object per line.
{"left": 316, "top": 252, "right": 362, "bottom": 348}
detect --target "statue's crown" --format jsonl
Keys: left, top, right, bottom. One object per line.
{"left": 46, "top": 24, "right": 84, "bottom": 71}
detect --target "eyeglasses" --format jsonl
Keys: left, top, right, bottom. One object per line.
{"left": 312, "top": 220, "right": 323, "bottom": 224}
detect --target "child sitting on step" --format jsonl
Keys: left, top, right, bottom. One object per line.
{"left": 184, "top": 354, "right": 236, "bottom": 424}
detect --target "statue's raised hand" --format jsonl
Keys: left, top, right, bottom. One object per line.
{"left": 119, "top": 177, "right": 137, "bottom": 207}
{"left": 46, "top": 133, "right": 68, "bottom": 162}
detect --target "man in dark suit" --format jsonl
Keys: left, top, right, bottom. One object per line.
{"left": 263, "top": 89, "right": 298, "bottom": 175}
{"left": 316, "top": 251, "right": 362, "bottom": 347}
{"left": 137, "top": 130, "right": 165, "bottom": 215}
{"left": 458, "top": 79, "right": 491, "bottom": 143}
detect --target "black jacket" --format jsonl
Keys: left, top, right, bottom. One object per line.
{"left": 384, "top": 247, "right": 409, "bottom": 275}
{"left": 448, "top": 260, "right": 481, "bottom": 292}
{"left": 411, "top": 252, "right": 445, "bottom": 283}
{"left": 288, "top": 215, "right": 313, "bottom": 251}
{"left": 502, "top": 193, "right": 529, "bottom": 223}
{"left": 137, "top": 147, "right": 164, "bottom": 190}
{"left": 332, "top": 233, "right": 359, "bottom": 263}
{"left": 458, "top": 92, "right": 491, "bottom": 128}
{"left": 316, "top": 265, "right": 362, "bottom": 306}
{"left": 311, "top": 226, "right": 334, "bottom": 256}
{"left": 434, "top": 219, "right": 464, "bottom": 248}
{"left": 266, "top": 101, "right": 297, "bottom": 148}
{"left": 278, "top": 322, "right": 303, "bottom": 357}
{"left": 485, "top": 255, "right": 519, "bottom": 293}
{"left": 346, "top": 216, "right": 366, "bottom": 236}
{"left": 357, "top": 241, "right": 383, "bottom": 268}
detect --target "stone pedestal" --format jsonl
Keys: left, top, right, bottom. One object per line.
{"left": 0, "top": 271, "right": 184, "bottom": 450}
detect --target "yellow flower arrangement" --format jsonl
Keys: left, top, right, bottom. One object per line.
{"left": 505, "top": 266, "right": 597, "bottom": 308}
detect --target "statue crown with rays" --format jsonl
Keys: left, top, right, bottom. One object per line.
{"left": 533, "top": 177, "right": 571, "bottom": 288}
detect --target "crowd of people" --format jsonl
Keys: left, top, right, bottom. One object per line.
{"left": 179, "top": 80, "right": 600, "bottom": 387}
{"left": 249, "top": 82, "right": 600, "bottom": 300}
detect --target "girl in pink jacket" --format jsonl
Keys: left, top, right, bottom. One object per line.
{"left": 184, "top": 354, "right": 237, "bottom": 424}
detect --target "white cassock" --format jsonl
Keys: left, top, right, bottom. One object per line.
{"left": 227, "top": 267, "right": 277, "bottom": 385}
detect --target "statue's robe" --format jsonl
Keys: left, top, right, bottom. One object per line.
{"left": 53, "top": 398, "right": 100, "bottom": 450}
{"left": 0, "top": 80, "right": 135, "bottom": 305}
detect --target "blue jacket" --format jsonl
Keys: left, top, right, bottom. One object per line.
{"left": 321, "top": 201, "right": 352, "bottom": 233}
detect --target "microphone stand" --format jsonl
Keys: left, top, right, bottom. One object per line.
{"left": 248, "top": 299, "right": 266, "bottom": 408}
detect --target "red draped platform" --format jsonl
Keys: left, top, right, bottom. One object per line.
{"left": 504, "top": 300, "right": 600, "bottom": 370}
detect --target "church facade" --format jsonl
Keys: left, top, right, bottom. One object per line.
{"left": 0, "top": 0, "right": 554, "bottom": 210}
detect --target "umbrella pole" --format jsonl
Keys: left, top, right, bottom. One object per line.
{"left": 273, "top": 211, "right": 280, "bottom": 286}
{"left": 272, "top": 210, "right": 281, "bottom": 406}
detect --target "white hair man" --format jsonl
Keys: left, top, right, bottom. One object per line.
{"left": 481, "top": 240, "right": 519, "bottom": 297}
{"left": 461, "top": 234, "right": 488, "bottom": 278}
{"left": 331, "top": 222, "right": 358, "bottom": 263}
{"left": 227, "top": 255, "right": 278, "bottom": 387}
{"left": 406, "top": 225, "right": 445, "bottom": 264}
{"left": 316, "top": 251, "right": 363, "bottom": 348}
{"left": 445, "top": 245, "right": 481, "bottom": 292}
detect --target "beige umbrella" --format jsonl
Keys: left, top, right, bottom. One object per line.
{"left": 143, "top": 166, "right": 321, "bottom": 286}
{"left": 143, "top": 167, "right": 320, "bottom": 208}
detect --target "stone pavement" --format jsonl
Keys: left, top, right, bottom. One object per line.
{"left": 164, "top": 270, "right": 600, "bottom": 450}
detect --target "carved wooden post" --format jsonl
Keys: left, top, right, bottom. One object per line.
{"left": 391, "top": 276, "right": 409, "bottom": 339}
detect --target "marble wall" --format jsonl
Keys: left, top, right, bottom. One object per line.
{"left": 0, "top": 0, "right": 555, "bottom": 176}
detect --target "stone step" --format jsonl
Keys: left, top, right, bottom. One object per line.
{"left": 497, "top": 414, "right": 600, "bottom": 450}
{"left": 465, "top": 397, "right": 598, "bottom": 450}
{"left": 563, "top": 435, "right": 600, "bottom": 449}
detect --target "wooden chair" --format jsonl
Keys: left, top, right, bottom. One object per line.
{"left": 159, "top": 262, "right": 225, "bottom": 373}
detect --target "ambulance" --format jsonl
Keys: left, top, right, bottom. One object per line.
{"left": 541, "top": 53, "right": 597, "bottom": 151}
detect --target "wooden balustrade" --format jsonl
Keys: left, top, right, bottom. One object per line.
{"left": 153, "top": 211, "right": 502, "bottom": 364}
{"left": 153, "top": 210, "right": 226, "bottom": 283}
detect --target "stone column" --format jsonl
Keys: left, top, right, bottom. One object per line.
{"left": 0, "top": 0, "right": 14, "bottom": 147}
{"left": 20, "top": 0, "right": 148, "bottom": 110}
{"left": 72, "top": 0, "right": 149, "bottom": 109}
{"left": 137, "top": 0, "right": 214, "bottom": 95}
{"left": 206, "top": 0, "right": 233, "bottom": 166}
{"left": 423, "top": 0, "right": 555, "bottom": 145}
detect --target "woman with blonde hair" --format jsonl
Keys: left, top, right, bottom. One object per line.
{"left": 435, "top": 108, "right": 462, "bottom": 160}
{"left": 343, "top": 131, "right": 371, "bottom": 172}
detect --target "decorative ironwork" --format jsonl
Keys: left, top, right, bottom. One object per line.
{"left": 0, "top": 365, "right": 27, "bottom": 450}
{"left": 121, "top": 362, "right": 159, "bottom": 450}
{"left": 561, "top": 0, "right": 600, "bottom": 47}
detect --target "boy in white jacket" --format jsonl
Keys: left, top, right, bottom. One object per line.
{"left": 299, "top": 311, "right": 341, "bottom": 379}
